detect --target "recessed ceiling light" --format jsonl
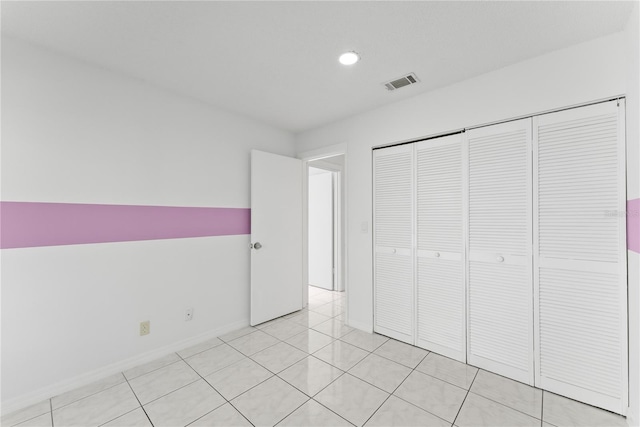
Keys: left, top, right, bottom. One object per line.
{"left": 339, "top": 51, "right": 360, "bottom": 66}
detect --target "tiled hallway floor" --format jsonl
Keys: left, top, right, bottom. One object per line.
{"left": 3, "top": 287, "right": 629, "bottom": 427}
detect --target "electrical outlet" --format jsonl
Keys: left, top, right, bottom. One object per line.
{"left": 185, "top": 308, "right": 194, "bottom": 321}
{"left": 140, "top": 320, "right": 150, "bottom": 336}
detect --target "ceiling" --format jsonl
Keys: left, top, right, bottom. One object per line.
{"left": 1, "top": 1, "right": 634, "bottom": 133}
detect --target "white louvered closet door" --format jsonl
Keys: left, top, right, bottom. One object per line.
{"left": 416, "top": 135, "right": 465, "bottom": 361}
{"left": 373, "top": 144, "right": 414, "bottom": 344}
{"left": 467, "top": 119, "right": 534, "bottom": 385}
{"left": 534, "top": 100, "right": 627, "bottom": 414}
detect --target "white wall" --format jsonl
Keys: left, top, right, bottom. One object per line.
{"left": 297, "top": 31, "right": 627, "bottom": 331}
{"left": 1, "top": 37, "right": 295, "bottom": 410}
{"left": 624, "top": 3, "right": 640, "bottom": 425}
{"left": 308, "top": 168, "right": 333, "bottom": 290}
{"left": 296, "top": 30, "right": 637, "bottom": 413}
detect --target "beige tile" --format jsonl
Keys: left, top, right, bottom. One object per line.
{"left": 278, "top": 400, "right": 352, "bottom": 427}
{"left": 312, "top": 319, "right": 354, "bottom": 339}
{"left": 52, "top": 373, "right": 126, "bottom": 409}
{"left": 129, "top": 360, "right": 200, "bottom": 404}
{"left": 373, "top": 339, "right": 428, "bottom": 369}
{"left": 365, "top": 395, "right": 449, "bottom": 427}
{"left": 231, "top": 376, "right": 308, "bottom": 426}
{"left": 542, "top": 392, "right": 627, "bottom": 427}
{"left": 190, "top": 403, "right": 252, "bottom": 426}
{"left": 251, "top": 342, "right": 308, "bottom": 373}
{"left": 287, "top": 311, "right": 332, "bottom": 328}
{"left": 218, "top": 326, "right": 257, "bottom": 342}
{"left": 313, "top": 340, "right": 368, "bottom": 371}
{"left": 52, "top": 382, "right": 139, "bottom": 427}
{"left": 349, "top": 353, "right": 412, "bottom": 393}
{"left": 1, "top": 400, "right": 51, "bottom": 427}
{"left": 261, "top": 319, "right": 309, "bottom": 341}
{"left": 278, "top": 356, "right": 343, "bottom": 396}
{"left": 416, "top": 352, "right": 478, "bottom": 390}
{"left": 340, "top": 330, "right": 388, "bottom": 352}
{"left": 185, "top": 343, "right": 246, "bottom": 376}
{"left": 312, "top": 303, "right": 344, "bottom": 318}
{"left": 255, "top": 317, "right": 289, "bottom": 329}
{"left": 285, "top": 329, "right": 334, "bottom": 354}
{"left": 204, "top": 358, "right": 273, "bottom": 400}
{"left": 315, "top": 374, "right": 389, "bottom": 427}
{"left": 394, "top": 370, "right": 466, "bottom": 423}
{"left": 470, "top": 370, "right": 541, "bottom": 418}
{"left": 14, "top": 413, "right": 52, "bottom": 427}
{"left": 103, "top": 408, "right": 152, "bottom": 427}
{"left": 227, "top": 330, "right": 280, "bottom": 356}
{"left": 144, "top": 380, "right": 225, "bottom": 427}
{"left": 455, "top": 393, "right": 539, "bottom": 427}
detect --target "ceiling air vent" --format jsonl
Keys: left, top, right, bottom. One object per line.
{"left": 384, "top": 73, "right": 419, "bottom": 91}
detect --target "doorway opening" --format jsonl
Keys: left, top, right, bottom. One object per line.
{"left": 306, "top": 155, "right": 345, "bottom": 306}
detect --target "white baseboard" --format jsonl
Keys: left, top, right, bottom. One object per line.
{"left": 346, "top": 318, "right": 373, "bottom": 333}
{"left": 1, "top": 318, "right": 249, "bottom": 415}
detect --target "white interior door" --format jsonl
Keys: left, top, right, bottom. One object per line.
{"left": 308, "top": 168, "right": 334, "bottom": 290}
{"left": 467, "top": 118, "right": 534, "bottom": 385}
{"left": 251, "top": 150, "right": 303, "bottom": 326}
{"left": 416, "top": 134, "right": 466, "bottom": 361}
{"left": 534, "top": 100, "right": 627, "bottom": 414}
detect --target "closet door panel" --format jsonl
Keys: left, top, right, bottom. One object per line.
{"left": 416, "top": 135, "right": 465, "bottom": 361}
{"left": 373, "top": 145, "right": 414, "bottom": 343}
{"left": 534, "top": 100, "right": 627, "bottom": 414}
{"left": 467, "top": 119, "right": 533, "bottom": 384}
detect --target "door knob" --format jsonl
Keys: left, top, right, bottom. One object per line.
{"left": 496, "top": 256, "right": 504, "bottom": 262}
{"left": 435, "top": 252, "right": 441, "bottom": 258}
{"left": 252, "top": 242, "right": 262, "bottom": 250}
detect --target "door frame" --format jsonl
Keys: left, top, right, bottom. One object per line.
{"left": 308, "top": 164, "right": 338, "bottom": 291}
{"left": 299, "top": 144, "right": 347, "bottom": 311}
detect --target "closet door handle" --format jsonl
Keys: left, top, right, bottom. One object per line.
{"left": 434, "top": 252, "right": 441, "bottom": 258}
{"left": 496, "top": 256, "right": 504, "bottom": 263}
{"left": 392, "top": 248, "right": 397, "bottom": 254}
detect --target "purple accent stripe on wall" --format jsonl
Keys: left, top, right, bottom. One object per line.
{"left": 0, "top": 202, "right": 250, "bottom": 249}
{"left": 629, "top": 198, "right": 640, "bottom": 254}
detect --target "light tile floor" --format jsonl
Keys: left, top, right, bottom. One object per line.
{"left": 2, "top": 286, "right": 629, "bottom": 427}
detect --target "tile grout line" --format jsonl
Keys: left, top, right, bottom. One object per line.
{"left": 125, "top": 358, "right": 184, "bottom": 382}
{"left": 122, "top": 374, "right": 155, "bottom": 427}
{"left": 271, "top": 398, "right": 313, "bottom": 427}
{"left": 465, "top": 389, "right": 543, "bottom": 422}
{"left": 451, "top": 368, "right": 480, "bottom": 426}
{"left": 465, "top": 369, "right": 549, "bottom": 422}
{"left": 176, "top": 350, "right": 256, "bottom": 427}
{"left": 49, "top": 398, "right": 54, "bottom": 427}
{"left": 181, "top": 301, "right": 343, "bottom": 426}
{"left": 194, "top": 298, "right": 345, "bottom": 426}
{"left": 272, "top": 336, "right": 357, "bottom": 423}
{"left": 344, "top": 341, "right": 464, "bottom": 405}
{"left": 310, "top": 395, "right": 358, "bottom": 427}
{"left": 49, "top": 375, "right": 127, "bottom": 412}
{"left": 267, "top": 293, "right": 355, "bottom": 426}
{"left": 176, "top": 339, "right": 227, "bottom": 360}
{"left": 360, "top": 349, "right": 432, "bottom": 426}
{"left": 368, "top": 343, "right": 428, "bottom": 370}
